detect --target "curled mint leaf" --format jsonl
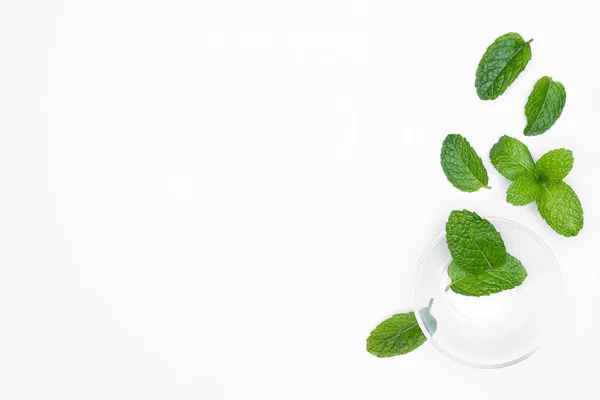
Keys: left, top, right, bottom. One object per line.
{"left": 537, "top": 182, "right": 584, "bottom": 237}
{"left": 366, "top": 312, "right": 427, "bottom": 357}
{"left": 489, "top": 135, "right": 535, "bottom": 180}
{"left": 446, "top": 210, "right": 506, "bottom": 273}
{"left": 524, "top": 76, "right": 566, "bottom": 136}
{"left": 446, "top": 253, "right": 527, "bottom": 297}
{"left": 440, "top": 134, "right": 490, "bottom": 192}
{"left": 506, "top": 174, "right": 541, "bottom": 206}
{"left": 534, "top": 148, "right": 574, "bottom": 184}
{"left": 475, "top": 33, "right": 533, "bottom": 100}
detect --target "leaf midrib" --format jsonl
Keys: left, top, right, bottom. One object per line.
{"left": 471, "top": 236, "right": 494, "bottom": 270}
{"left": 459, "top": 142, "right": 488, "bottom": 188}
{"left": 375, "top": 322, "right": 419, "bottom": 347}
{"left": 449, "top": 270, "right": 514, "bottom": 294}
{"left": 498, "top": 153, "right": 535, "bottom": 177}
{"left": 542, "top": 184, "right": 555, "bottom": 201}
{"left": 512, "top": 158, "right": 536, "bottom": 176}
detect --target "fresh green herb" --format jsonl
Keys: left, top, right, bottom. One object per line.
{"left": 534, "top": 148, "right": 573, "bottom": 184}
{"left": 475, "top": 33, "right": 533, "bottom": 100}
{"left": 537, "top": 182, "right": 583, "bottom": 237}
{"left": 489, "top": 136, "right": 583, "bottom": 236}
{"left": 366, "top": 312, "right": 427, "bottom": 357}
{"left": 440, "top": 134, "right": 490, "bottom": 192}
{"left": 367, "top": 32, "right": 579, "bottom": 363}
{"left": 506, "top": 174, "right": 541, "bottom": 206}
{"left": 489, "top": 135, "right": 535, "bottom": 180}
{"left": 446, "top": 253, "right": 527, "bottom": 296}
{"left": 524, "top": 76, "right": 566, "bottom": 136}
{"left": 446, "top": 210, "right": 506, "bottom": 273}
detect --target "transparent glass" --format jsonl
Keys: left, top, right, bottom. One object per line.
{"left": 413, "top": 217, "right": 562, "bottom": 368}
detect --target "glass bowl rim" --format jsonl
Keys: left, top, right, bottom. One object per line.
{"left": 412, "top": 216, "right": 563, "bottom": 369}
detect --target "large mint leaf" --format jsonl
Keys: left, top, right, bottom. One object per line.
{"left": 440, "top": 134, "right": 490, "bottom": 192}
{"left": 534, "top": 149, "right": 574, "bottom": 184}
{"left": 446, "top": 210, "right": 506, "bottom": 273}
{"left": 489, "top": 135, "right": 535, "bottom": 180}
{"left": 524, "top": 76, "right": 567, "bottom": 136}
{"left": 366, "top": 312, "right": 427, "bottom": 357}
{"left": 446, "top": 253, "right": 527, "bottom": 297}
{"left": 506, "top": 174, "right": 541, "bottom": 206}
{"left": 475, "top": 33, "right": 533, "bottom": 100}
{"left": 537, "top": 182, "right": 584, "bottom": 237}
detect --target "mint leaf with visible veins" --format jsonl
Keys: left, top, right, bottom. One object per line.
{"left": 489, "top": 135, "right": 535, "bottom": 180}
{"left": 366, "top": 312, "right": 427, "bottom": 357}
{"left": 446, "top": 253, "right": 527, "bottom": 297}
{"left": 475, "top": 33, "right": 533, "bottom": 100}
{"left": 446, "top": 210, "right": 506, "bottom": 273}
{"left": 441, "top": 134, "right": 490, "bottom": 192}
{"left": 535, "top": 149, "right": 574, "bottom": 184}
{"left": 524, "top": 76, "right": 566, "bottom": 136}
{"left": 507, "top": 174, "right": 541, "bottom": 206}
{"left": 537, "top": 182, "right": 583, "bottom": 237}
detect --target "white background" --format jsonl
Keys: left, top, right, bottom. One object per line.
{"left": 1, "top": 0, "right": 599, "bottom": 398}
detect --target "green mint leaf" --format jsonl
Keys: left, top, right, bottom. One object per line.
{"left": 534, "top": 149, "right": 574, "bottom": 184}
{"left": 446, "top": 253, "right": 527, "bottom": 297}
{"left": 524, "top": 76, "right": 566, "bottom": 136}
{"left": 418, "top": 298, "right": 437, "bottom": 336}
{"left": 366, "top": 312, "right": 427, "bottom": 358}
{"left": 440, "top": 134, "right": 490, "bottom": 192}
{"left": 446, "top": 210, "right": 506, "bottom": 273}
{"left": 475, "top": 33, "right": 533, "bottom": 100}
{"left": 506, "top": 174, "right": 541, "bottom": 206}
{"left": 489, "top": 135, "right": 536, "bottom": 180}
{"left": 537, "top": 182, "right": 584, "bottom": 237}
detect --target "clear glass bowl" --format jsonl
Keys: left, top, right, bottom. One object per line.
{"left": 413, "top": 217, "right": 562, "bottom": 368}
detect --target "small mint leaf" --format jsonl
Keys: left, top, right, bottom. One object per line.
{"left": 366, "top": 312, "right": 427, "bottom": 358}
{"left": 441, "top": 134, "right": 490, "bottom": 192}
{"left": 524, "top": 76, "right": 566, "bottom": 136}
{"left": 506, "top": 174, "right": 541, "bottom": 206}
{"left": 489, "top": 135, "right": 535, "bottom": 181}
{"left": 537, "top": 182, "right": 584, "bottom": 237}
{"left": 418, "top": 299, "right": 437, "bottom": 336}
